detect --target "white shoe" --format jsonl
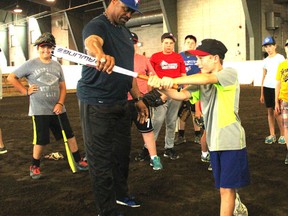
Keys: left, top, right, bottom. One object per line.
{"left": 233, "top": 193, "right": 248, "bottom": 216}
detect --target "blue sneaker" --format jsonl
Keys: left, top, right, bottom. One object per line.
{"left": 116, "top": 196, "right": 141, "bottom": 208}
{"left": 278, "top": 136, "right": 286, "bottom": 145}
{"left": 150, "top": 156, "right": 163, "bottom": 170}
{"left": 264, "top": 135, "right": 276, "bottom": 144}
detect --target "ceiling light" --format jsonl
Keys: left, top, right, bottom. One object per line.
{"left": 46, "top": 0, "right": 55, "bottom": 2}
{"left": 13, "top": 4, "right": 22, "bottom": 13}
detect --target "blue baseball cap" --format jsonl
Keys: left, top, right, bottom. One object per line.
{"left": 262, "top": 36, "right": 275, "bottom": 46}
{"left": 120, "top": 0, "right": 142, "bottom": 14}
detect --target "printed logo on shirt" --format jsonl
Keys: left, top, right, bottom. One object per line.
{"left": 185, "top": 60, "right": 197, "bottom": 65}
{"left": 160, "top": 60, "right": 178, "bottom": 70}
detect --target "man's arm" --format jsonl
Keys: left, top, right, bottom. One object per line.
{"left": 84, "top": 35, "right": 115, "bottom": 73}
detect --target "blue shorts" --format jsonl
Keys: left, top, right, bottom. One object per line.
{"left": 210, "top": 148, "right": 250, "bottom": 189}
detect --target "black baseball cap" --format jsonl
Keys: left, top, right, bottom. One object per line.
{"left": 131, "top": 32, "right": 138, "bottom": 44}
{"left": 161, "top": 32, "right": 176, "bottom": 43}
{"left": 188, "top": 39, "right": 227, "bottom": 59}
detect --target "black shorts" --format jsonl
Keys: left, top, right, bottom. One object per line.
{"left": 32, "top": 113, "right": 74, "bottom": 145}
{"left": 263, "top": 87, "right": 275, "bottom": 108}
{"left": 128, "top": 100, "right": 153, "bottom": 133}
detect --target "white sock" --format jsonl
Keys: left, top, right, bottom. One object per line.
{"left": 150, "top": 155, "right": 157, "bottom": 160}
{"left": 202, "top": 151, "right": 209, "bottom": 157}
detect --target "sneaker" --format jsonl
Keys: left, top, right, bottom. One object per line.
{"left": 265, "top": 135, "right": 276, "bottom": 144}
{"left": 163, "top": 148, "right": 180, "bottom": 160}
{"left": 207, "top": 163, "right": 212, "bottom": 171}
{"left": 135, "top": 147, "right": 149, "bottom": 161}
{"left": 201, "top": 153, "right": 210, "bottom": 163}
{"left": 174, "top": 136, "right": 186, "bottom": 145}
{"left": 233, "top": 193, "right": 248, "bottom": 216}
{"left": 30, "top": 165, "right": 41, "bottom": 179}
{"left": 285, "top": 152, "right": 288, "bottom": 165}
{"left": 116, "top": 196, "right": 141, "bottom": 208}
{"left": 278, "top": 136, "right": 286, "bottom": 145}
{"left": 0, "top": 147, "right": 7, "bottom": 154}
{"left": 150, "top": 156, "right": 163, "bottom": 170}
{"left": 194, "top": 134, "right": 201, "bottom": 144}
{"left": 76, "top": 158, "right": 89, "bottom": 171}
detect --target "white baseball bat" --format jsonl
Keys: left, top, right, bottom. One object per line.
{"left": 52, "top": 46, "right": 138, "bottom": 78}
{"left": 52, "top": 46, "right": 179, "bottom": 89}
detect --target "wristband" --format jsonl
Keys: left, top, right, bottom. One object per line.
{"left": 134, "top": 97, "right": 143, "bottom": 103}
{"left": 56, "top": 102, "right": 63, "bottom": 106}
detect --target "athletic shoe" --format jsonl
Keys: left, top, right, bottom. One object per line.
{"left": 116, "top": 196, "right": 141, "bottom": 208}
{"left": 233, "top": 193, "right": 248, "bottom": 216}
{"left": 194, "top": 134, "right": 201, "bottom": 144}
{"left": 264, "top": 135, "right": 276, "bottom": 144}
{"left": 278, "top": 136, "right": 286, "bottom": 145}
{"left": 30, "top": 165, "right": 41, "bottom": 179}
{"left": 174, "top": 136, "right": 186, "bottom": 145}
{"left": 201, "top": 153, "right": 210, "bottom": 163}
{"left": 285, "top": 152, "right": 288, "bottom": 165}
{"left": 0, "top": 147, "right": 7, "bottom": 154}
{"left": 265, "top": 135, "right": 276, "bottom": 144}
{"left": 76, "top": 158, "right": 89, "bottom": 171}
{"left": 163, "top": 148, "right": 179, "bottom": 160}
{"left": 150, "top": 156, "right": 163, "bottom": 170}
{"left": 135, "top": 147, "right": 149, "bottom": 161}
{"left": 207, "top": 163, "right": 212, "bottom": 171}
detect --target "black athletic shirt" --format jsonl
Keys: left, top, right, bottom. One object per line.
{"left": 77, "top": 14, "right": 134, "bottom": 105}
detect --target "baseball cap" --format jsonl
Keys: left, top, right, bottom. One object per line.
{"left": 34, "top": 32, "right": 56, "bottom": 47}
{"left": 187, "top": 39, "right": 228, "bottom": 59}
{"left": 262, "top": 36, "right": 275, "bottom": 46}
{"left": 285, "top": 39, "right": 288, "bottom": 46}
{"left": 131, "top": 32, "right": 138, "bottom": 44}
{"left": 161, "top": 32, "right": 176, "bottom": 43}
{"left": 120, "top": 0, "right": 142, "bottom": 14}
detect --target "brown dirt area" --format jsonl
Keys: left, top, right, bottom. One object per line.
{"left": 0, "top": 85, "right": 288, "bottom": 216}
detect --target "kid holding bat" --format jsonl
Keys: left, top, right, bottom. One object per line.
{"left": 148, "top": 39, "right": 250, "bottom": 216}
{"left": 7, "top": 32, "right": 88, "bottom": 179}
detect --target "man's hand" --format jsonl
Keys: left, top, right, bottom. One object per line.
{"left": 135, "top": 100, "right": 149, "bottom": 124}
{"left": 95, "top": 54, "right": 115, "bottom": 74}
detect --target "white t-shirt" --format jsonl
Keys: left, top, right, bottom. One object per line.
{"left": 263, "top": 53, "right": 285, "bottom": 88}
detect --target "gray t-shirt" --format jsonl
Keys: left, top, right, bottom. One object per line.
{"left": 186, "top": 67, "right": 246, "bottom": 151}
{"left": 13, "top": 58, "right": 66, "bottom": 116}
